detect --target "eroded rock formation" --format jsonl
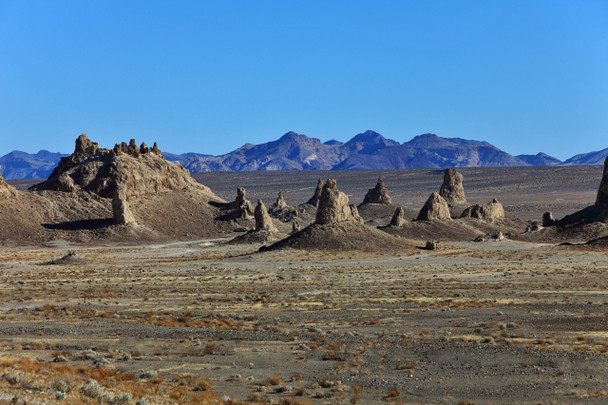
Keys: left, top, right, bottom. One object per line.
{"left": 461, "top": 199, "right": 505, "bottom": 223}
{"left": 254, "top": 200, "right": 277, "bottom": 232}
{"left": 32, "top": 134, "right": 205, "bottom": 199}
{"left": 417, "top": 192, "right": 451, "bottom": 221}
{"left": 271, "top": 192, "right": 287, "bottom": 211}
{"left": 307, "top": 178, "right": 325, "bottom": 206}
{"left": 315, "top": 179, "right": 360, "bottom": 225}
{"left": 112, "top": 185, "right": 136, "bottom": 225}
{"left": 362, "top": 178, "right": 392, "bottom": 204}
{"left": 439, "top": 168, "right": 467, "bottom": 205}
{"left": 233, "top": 187, "right": 254, "bottom": 219}
{"left": 390, "top": 206, "right": 406, "bottom": 226}
{"left": 542, "top": 212, "right": 555, "bottom": 227}
{"left": 596, "top": 156, "right": 608, "bottom": 209}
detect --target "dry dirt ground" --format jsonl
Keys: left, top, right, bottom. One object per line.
{"left": 2, "top": 167, "right": 608, "bottom": 404}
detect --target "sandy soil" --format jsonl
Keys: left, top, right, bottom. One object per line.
{"left": 0, "top": 237, "right": 607, "bottom": 404}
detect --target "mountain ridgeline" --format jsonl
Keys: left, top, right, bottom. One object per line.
{"left": 1, "top": 131, "right": 607, "bottom": 179}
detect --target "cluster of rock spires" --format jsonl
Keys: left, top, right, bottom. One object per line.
{"left": 315, "top": 179, "right": 363, "bottom": 225}
{"left": 31, "top": 134, "right": 214, "bottom": 225}
{"left": 362, "top": 178, "right": 392, "bottom": 204}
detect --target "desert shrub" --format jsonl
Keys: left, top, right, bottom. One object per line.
{"left": 81, "top": 378, "right": 104, "bottom": 398}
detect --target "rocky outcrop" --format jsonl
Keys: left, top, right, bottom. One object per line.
{"left": 542, "top": 212, "right": 555, "bottom": 227}
{"left": 32, "top": 134, "right": 207, "bottom": 199}
{"left": 271, "top": 192, "right": 287, "bottom": 211}
{"left": 0, "top": 165, "right": 17, "bottom": 198}
{"left": 233, "top": 187, "right": 254, "bottom": 219}
{"left": 417, "top": 192, "right": 451, "bottom": 221}
{"left": 439, "top": 168, "right": 467, "bottom": 205}
{"left": 595, "top": 156, "right": 608, "bottom": 208}
{"left": 315, "top": 179, "right": 360, "bottom": 225}
{"left": 390, "top": 207, "right": 406, "bottom": 226}
{"left": 349, "top": 204, "right": 364, "bottom": 224}
{"left": 307, "top": 178, "right": 325, "bottom": 206}
{"left": 254, "top": 200, "right": 277, "bottom": 232}
{"left": 112, "top": 186, "right": 136, "bottom": 225}
{"left": 361, "top": 178, "right": 392, "bottom": 204}
{"left": 461, "top": 199, "right": 505, "bottom": 223}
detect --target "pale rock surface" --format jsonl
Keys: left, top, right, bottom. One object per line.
{"left": 390, "top": 206, "right": 406, "bottom": 226}
{"left": 315, "top": 179, "right": 359, "bottom": 225}
{"left": 439, "top": 168, "right": 467, "bottom": 205}
{"left": 254, "top": 200, "right": 277, "bottom": 232}
{"left": 0, "top": 165, "right": 17, "bottom": 198}
{"left": 461, "top": 199, "right": 505, "bottom": 223}
{"left": 417, "top": 192, "right": 451, "bottom": 221}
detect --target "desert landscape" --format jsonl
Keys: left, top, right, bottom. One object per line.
{"left": 1, "top": 135, "right": 608, "bottom": 404}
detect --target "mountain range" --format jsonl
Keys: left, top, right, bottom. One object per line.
{"left": 1, "top": 131, "right": 606, "bottom": 179}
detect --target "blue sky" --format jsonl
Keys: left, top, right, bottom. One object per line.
{"left": 1, "top": 1, "right": 606, "bottom": 160}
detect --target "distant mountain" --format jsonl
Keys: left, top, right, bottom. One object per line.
{"left": 0, "top": 150, "right": 67, "bottom": 180}
{"left": 1, "top": 132, "right": 605, "bottom": 179}
{"left": 562, "top": 147, "right": 608, "bottom": 166}
{"left": 516, "top": 153, "right": 562, "bottom": 166}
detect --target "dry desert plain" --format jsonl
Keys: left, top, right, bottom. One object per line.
{"left": 2, "top": 166, "right": 608, "bottom": 404}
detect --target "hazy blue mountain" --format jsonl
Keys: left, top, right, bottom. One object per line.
{"left": 562, "top": 147, "right": 608, "bottom": 166}
{"left": 0, "top": 150, "right": 67, "bottom": 180}
{"left": 516, "top": 153, "right": 562, "bottom": 166}
{"left": 1, "top": 132, "right": 605, "bottom": 179}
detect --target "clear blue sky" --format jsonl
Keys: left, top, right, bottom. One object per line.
{"left": 1, "top": 1, "right": 606, "bottom": 160}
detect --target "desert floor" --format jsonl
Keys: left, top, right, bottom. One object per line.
{"left": 1, "top": 166, "right": 608, "bottom": 404}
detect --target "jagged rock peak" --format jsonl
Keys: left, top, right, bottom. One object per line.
{"left": 315, "top": 178, "right": 359, "bottom": 225}
{"left": 595, "top": 156, "right": 608, "bottom": 208}
{"left": 0, "top": 165, "right": 17, "bottom": 198}
{"left": 439, "top": 168, "right": 467, "bottom": 205}
{"left": 390, "top": 206, "right": 406, "bottom": 226}
{"left": 417, "top": 192, "right": 451, "bottom": 221}
{"left": 307, "top": 178, "right": 325, "bottom": 206}
{"left": 461, "top": 198, "right": 505, "bottom": 223}
{"left": 362, "top": 177, "right": 392, "bottom": 204}
{"left": 31, "top": 134, "right": 207, "bottom": 199}
{"left": 255, "top": 200, "right": 277, "bottom": 232}
{"left": 271, "top": 191, "right": 287, "bottom": 211}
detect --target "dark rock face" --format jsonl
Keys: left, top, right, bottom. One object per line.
{"left": 307, "top": 178, "right": 325, "bottom": 206}
{"left": 542, "top": 212, "right": 556, "bottom": 227}
{"left": 417, "top": 192, "right": 451, "bottom": 221}
{"left": 595, "top": 157, "right": 608, "bottom": 208}
{"left": 461, "top": 199, "right": 505, "bottom": 223}
{"left": 315, "top": 179, "right": 359, "bottom": 225}
{"left": 439, "top": 168, "right": 467, "bottom": 205}
{"left": 362, "top": 178, "right": 392, "bottom": 204}
{"left": 390, "top": 206, "right": 406, "bottom": 226}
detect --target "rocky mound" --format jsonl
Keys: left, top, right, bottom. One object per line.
{"left": 263, "top": 179, "right": 412, "bottom": 251}
{"left": 461, "top": 199, "right": 505, "bottom": 223}
{"left": 0, "top": 165, "right": 17, "bottom": 198}
{"left": 439, "top": 168, "right": 467, "bottom": 205}
{"left": 361, "top": 178, "right": 392, "bottom": 205}
{"left": 271, "top": 192, "right": 287, "bottom": 211}
{"left": 417, "top": 192, "right": 451, "bottom": 221}
{"left": 42, "top": 252, "right": 88, "bottom": 266}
